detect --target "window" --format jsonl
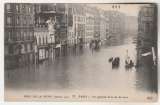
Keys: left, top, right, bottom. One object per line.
{"left": 145, "top": 22, "right": 151, "bottom": 33}
{"left": 8, "top": 44, "right": 14, "bottom": 54}
{"left": 27, "top": 44, "right": 30, "bottom": 52}
{"left": 24, "top": 32, "right": 26, "bottom": 40}
{"left": 6, "top": 4, "right": 10, "bottom": 9}
{"left": 16, "top": 4, "right": 19, "bottom": 12}
{"left": 6, "top": 16, "right": 12, "bottom": 25}
{"left": 39, "top": 37, "right": 41, "bottom": 45}
{"left": 21, "top": 31, "right": 24, "bottom": 40}
{"left": 22, "top": 5, "right": 25, "bottom": 13}
{"left": 6, "top": 4, "right": 11, "bottom": 12}
{"left": 69, "top": 8, "right": 72, "bottom": 14}
{"left": 27, "top": 31, "right": 30, "bottom": 40}
{"left": 21, "top": 44, "right": 25, "bottom": 54}
{"left": 30, "top": 32, "right": 33, "bottom": 40}
{"left": 147, "top": 8, "right": 153, "bottom": 16}
{"left": 29, "top": 17, "right": 33, "bottom": 25}
{"left": 22, "top": 5, "right": 25, "bottom": 9}
{"left": 6, "top": 31, "right": 12, "bottom": 41}
{"left": 23, "top": 16, "right": 27, "bottom": 25}
{"left": 17, "top": 31, "right": 20, "bottom": 41}
{"left": 16, "top": 16, "right": 20, "bottom": 25}
{"left": 25, "top": 44, "right": 27, "bottom": 52}
{"left": 28, "top": 7, "right": 31, "bottom": 13}
{"left": 38, "top": 5, "right": 41, "bottom": 13}
{"left": 30, "top": 44, "right": 33, "bottom": 51}
{"left": 142, "top": 23, "right": 145, "bottom": 33}
{"left": 73, "top": 8, "right": 75, "bottom": 14}
{"left": 78, "top": 17, "right": 80, "bottom": 21}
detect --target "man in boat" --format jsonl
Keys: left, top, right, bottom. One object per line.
{"left": 125, "top": 50, "right": 134, "bottom": 68}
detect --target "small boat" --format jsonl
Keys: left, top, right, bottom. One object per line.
{"left": 125, "top": 59, "right": 134, "bottom": 69}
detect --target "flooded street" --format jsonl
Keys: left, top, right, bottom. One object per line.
{"left": 4, "top": 3, "right": 158, "bottom": 101}
{"left": 5, "top": 36, "right": 156, "bottom": 95}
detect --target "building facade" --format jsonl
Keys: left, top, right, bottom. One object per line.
{"left": 137, "top": 4, "right": 157, "bottom": 66}
{"left": 100, "top": 10, "right": 109, "bottom": 44}
{"left": 34, "top": 3, "right": 67, "bottom": 61}
{"left": 67, "top": 4, "right": 86, "bottom": 53}
{"left": 85, "top": 6, "right": 95, "bottom": 45}
{"left": 93, "top": 8, "right": 101, "bottom": 40}
{"left": 4, "top": 3, "right": 35, "bottom": 69}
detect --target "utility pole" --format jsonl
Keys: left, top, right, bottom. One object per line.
{"left": 152, "top": 47, "right": 156, "bottom": 66}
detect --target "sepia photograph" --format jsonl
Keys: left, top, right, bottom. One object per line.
{"left": 4, "top": 3, "right": 158, "bottom": 101}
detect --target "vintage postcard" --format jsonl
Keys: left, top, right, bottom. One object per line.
{"left": 4, "top": 3, "right": 158, "bottom": 102}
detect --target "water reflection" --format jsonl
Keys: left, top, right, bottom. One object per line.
{"left": 5, "top": 36, "right": 157, "bottom": 94}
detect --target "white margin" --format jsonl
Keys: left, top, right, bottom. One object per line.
{"left": 0, "top": 0, "right": 159, "bottom": 105}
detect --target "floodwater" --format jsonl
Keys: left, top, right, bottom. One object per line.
{"left": 5, "top": 36, "right": 157, "bottom": 95}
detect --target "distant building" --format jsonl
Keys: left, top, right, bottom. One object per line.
{"left": 67, "top": 4, "right": 86, "bottom": 50}
{"left": 93, "top": 8, "right": 101, "bottom": 40}
{"left": 85, "top": 6, "right": 95, "bottom": 44}
{"left": 100, "top": 10, "right": 109, "bottom": 43}
{"left": 4, "top": 3, "right": 35, "bottom": 69}
{"left": 125, "top": 16, "right": 138, "bottom": 35}
{"left": 66, "top": 4, "right": 76, "bottom": 48}
{"left": 104, "top": 11, "right": 125, "bottom": 44}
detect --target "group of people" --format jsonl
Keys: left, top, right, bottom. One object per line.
{"left": 108, "top": 57, "right": 120, "bottom": 68}
{"left": 108, "top": 50, "right": 135, "bottom": 69}
{"left": 125, "top": 50, "right": 134, "bottom": 69}
{"left": 125, "top": 57, "right": 134, "bottom": 69}
{"left": 89, "top": 40, "right": 101, "bottom": 50}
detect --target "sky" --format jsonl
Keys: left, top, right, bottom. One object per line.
{"left": 88, "top": 4, "right": 149, "bottom": 17}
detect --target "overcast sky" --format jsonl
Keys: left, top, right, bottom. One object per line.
{"left": 88, "top": 4, "right": 149, "bottom": 17}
